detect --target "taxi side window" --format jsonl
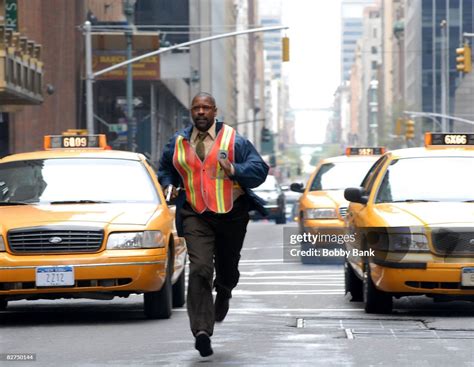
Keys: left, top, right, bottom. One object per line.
{"left": 361, "top": 156, "right": 388, "bottom": 193}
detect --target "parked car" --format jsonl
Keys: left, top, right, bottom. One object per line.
{"left": 281, "top": 184, "right": 302, "bottom": 221}
{"left": 250, "top": 175, "right": 286, "bottom": 224}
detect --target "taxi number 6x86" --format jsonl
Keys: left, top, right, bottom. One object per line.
{"left": 444, "top": 134, "right": 467, "bottom": 145}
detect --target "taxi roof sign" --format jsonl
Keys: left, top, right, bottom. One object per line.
{"left": 345, "top": 147, "right": 386, "bottom": 156}
{"left": 425, "top": 132, "right": 474, "bottom": 147}
{"left": 44, "top": 134, "right": 108, "bottom": 150}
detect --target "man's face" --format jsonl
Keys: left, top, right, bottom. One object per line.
{"left": 191, "top": 96, "right": 216, "bottom": 132}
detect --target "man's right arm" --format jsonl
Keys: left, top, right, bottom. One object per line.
{"left": 158, "top": 134, "right": 180, "bottom": 188}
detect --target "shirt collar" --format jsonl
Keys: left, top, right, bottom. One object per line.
{"left": 191, "top": 120, "right": 217, "bottom": 142}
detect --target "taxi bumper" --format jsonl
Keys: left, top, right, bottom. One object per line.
{"left": 371, "top": 261, "right": 474, "bottom": 295}
{"left": 0, "top": 249, "right": 168, "bottom": 298}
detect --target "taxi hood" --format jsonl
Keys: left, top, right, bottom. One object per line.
{"left": 375, "top": 202, "right": 474, "bottom": 227}
{"left": 306, "top": 190, "right": 347, "bottom": 208}
{"left": 0, "top": 203, "right": 159, "bottom": 231}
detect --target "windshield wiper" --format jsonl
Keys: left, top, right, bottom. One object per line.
{"left": 392, "top": 199, "right": 439, "bottom": 203}
{"left": 50, "top": 200, "right": 110, "bottom": 205}
{"left": 463, "top": 200, "right": 474, "bottom": 203}
{"left": 0, "top": 201, "right": 29, "bottom": 206}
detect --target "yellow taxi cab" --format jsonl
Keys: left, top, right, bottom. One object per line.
{"left": 0, "top": 132, "right": 186, "bottom": 319}
{"left": 344, "top": 133, "right": 474, "bottom": 313}
{"left": 290, "top": 147, "right": 384, "bottom": 263}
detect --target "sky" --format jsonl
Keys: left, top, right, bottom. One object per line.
{"left": 281, "top": 0, "right": 342, "bottom": 144}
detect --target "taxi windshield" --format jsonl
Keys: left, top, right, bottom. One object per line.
{"left": 376, "top": 157, "right": 474, "bottom": 203}
{"left": 0, "top": 158, "right": 159, "bottom": 204}
{"left": 309, "top": 161, "right": 376, "bottom": 191}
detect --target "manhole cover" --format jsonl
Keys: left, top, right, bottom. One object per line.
{"left": 296, "top": 317, "right": 474, "bottom": 339}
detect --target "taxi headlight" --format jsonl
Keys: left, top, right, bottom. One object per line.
{"left": 305, "top": 208, "right": 337, "bottom": 219}
{"left": 0, "top": 236, "right": 5, "bottom": 252}
{"left": 388, "top": 233, "right": 429, "bottom": 252}
{"left": 106, "top": 231, "right": 165, "bottom": 249}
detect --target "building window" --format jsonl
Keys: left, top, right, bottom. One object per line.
{"left": 373, "top": 28, "right": 377, "bottom": 38}
{"left": 371, "top": 46, "right": 377, "bottom": 54}
{"left": 371, "top": 61, "right": 377, "bottom": 70}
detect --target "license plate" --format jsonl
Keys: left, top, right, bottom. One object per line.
{"left": 36, "top": 266, "right": 75, "bottom": 287}
{"left": 461, "top": 267, "right": 474, "bottom": 287}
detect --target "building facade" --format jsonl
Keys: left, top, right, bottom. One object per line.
{"left": 341, "top": 0, "right": 376, "bottom": 82}
{"left": 405, "top": 0, "right": 474, "bottom": 136}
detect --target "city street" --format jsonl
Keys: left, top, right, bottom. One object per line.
{"left": 2, "top": 221, "right": 474, "bottom": 366}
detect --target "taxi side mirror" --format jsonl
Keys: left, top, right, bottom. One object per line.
{"left": 290, "top": 182, "right": 305, "bottom": 193}
{"left": 344, "top": 187, "right": 368, "bottom": 205}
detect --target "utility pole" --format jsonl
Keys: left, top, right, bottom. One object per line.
{"left": 440, "top": 20, "right": 449, "bottom": 132}
{"left": 84, "top": 21, "right": 94, "bottom": 135}
{"left": 123, "top": 0, "right": 136, "bottom": 151}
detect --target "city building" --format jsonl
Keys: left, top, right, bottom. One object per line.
{"left": 1, "top": 0, "right": 84, "bottom": 155}
{"left": 341, "top": 0, "right": 376, "bottom": 82}
{"left": 404, "top": 0, "right": 474, "bottom": 136}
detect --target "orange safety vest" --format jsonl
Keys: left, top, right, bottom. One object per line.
{"left": 173, "top": 124, "right": 236, "bottom": 214}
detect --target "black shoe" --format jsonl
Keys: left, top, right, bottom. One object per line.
{"left": 195, "top": 332, "right": 213, "bottom": 357}
{"left": 214, "top": 293, "right": 230, "bottom": 322}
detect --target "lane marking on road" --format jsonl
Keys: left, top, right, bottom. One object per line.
{"left": 296, "top": 318, "right": 305, "bottom": 328}
{"left": 240, "top": 270, "right": 343, "bottom": 275}
{"left": 172, "top": 307, "right": 364, "bottom": 313}
{"left": 345, "top": 329, "right": 355, "bottom": 339}
{"left": 232, "top": 290, "right": 344, "bottom": 295}
{"left": 240, "top": 259, "right": 285, "bottom": 263}
{"left": 239, "top": 282, "right": 344, "bottom": 288}
{"left": 240, "top": 274, "right": 344, "bottom": 281}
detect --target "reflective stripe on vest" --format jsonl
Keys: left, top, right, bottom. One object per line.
{"left": 173, "top": 124, "right": 236, "bottom": 213}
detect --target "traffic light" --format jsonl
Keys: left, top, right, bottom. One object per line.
{"left": 456, "top": 43, "right": 472, "bottom": 73}
{"left": 395, "top": 117, "right": 403, "bottom": 136}
{"left": 282, "top": 36, "right": 290, "bottom": 62}
{"left": 405, "top": 119, "right": 415, "bottom": 140}
{"left": 261, "top": 127, "right": 272, "bottom": 142}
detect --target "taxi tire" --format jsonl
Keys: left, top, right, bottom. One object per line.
{"left": 344, "top": 260, "right": 363, "bottom": 302}
{"left": 0, "top": 298, "right": 7, "bottom": 310}
{"left": 172, "top": 267, "right": 186, "bottom": 308}
{"left": 144, "top": 257, "right": 173, "bottom": 319}
{"left": 363, "top": 267, "right": 393, "bottom": 314}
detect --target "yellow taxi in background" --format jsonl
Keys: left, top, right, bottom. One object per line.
{"left": 290, "top": 147, "right": 384, "bottom": 263}
{"left": 344, "top": 133, "right": 474, "bottom": 313}
{"left": 0, "top": 133, "right": 186, "bottom": 319}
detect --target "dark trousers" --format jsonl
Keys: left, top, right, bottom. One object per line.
{"left": 181, "top": 196, "right": 249, "bottom": 336}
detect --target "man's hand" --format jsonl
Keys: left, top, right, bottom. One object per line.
{"left": 218, "top": 157, "right": 234, "bottom": 177}
{"left": 163, "top": 185, "right": 179, "bottom": 201}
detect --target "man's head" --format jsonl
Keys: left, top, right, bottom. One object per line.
{"left": 191, "top": 92, "right": 217, "bottom": 132}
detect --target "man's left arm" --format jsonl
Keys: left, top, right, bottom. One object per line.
{"left": 230, "top": 137, "right": 269, "bottom": 188}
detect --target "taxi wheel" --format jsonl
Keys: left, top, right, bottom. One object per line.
{"left": 363, "top": 267, "right": 393, "bottom": 314}
{"left": 0, "top": 298, "right": 7, "bottom": 310}
{"left": 172, "top": 267, "right": 186, "bottom": 308}
{"left": 144, "top": 257, "right": 173, "bottom": 319}
{"left": 344, "top": 260, "right": 363, "bottom": 302}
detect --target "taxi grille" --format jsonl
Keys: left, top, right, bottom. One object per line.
{"left": 7, "top": 227, "right": 104, "bottom": 254}
{"left": 338, "top": 207, "right": 348, "bottom": 218}
{"left": 432, "top": 229, "right": 474, "bottom": 256}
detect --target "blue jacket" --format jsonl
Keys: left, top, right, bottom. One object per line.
{"left": 158, "top": 121, "right": 269, "bottom": 232}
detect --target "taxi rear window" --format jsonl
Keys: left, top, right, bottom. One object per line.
{"left": 376, "top": 157, "right": 474, "bottom": 203}
{"left": 0, "top": 158, "right": 160, "bottom": 204}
